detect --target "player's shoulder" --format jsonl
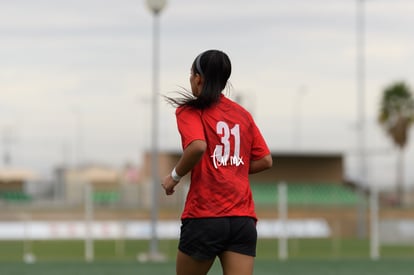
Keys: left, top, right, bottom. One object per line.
{"left": 176, "top": 105, "right": 202, "bottom": 116}
{"left": 221, "top": 96, "right": 253, "bottom": 118}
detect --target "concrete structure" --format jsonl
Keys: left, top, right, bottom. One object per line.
{"left": 251, "top": 151, "right": 344, "bottom": 183}
{"left": 141, "top": 151, "right": 345, "bottom": 184}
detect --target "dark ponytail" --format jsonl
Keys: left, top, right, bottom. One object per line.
{"left": 165, "top": 49, "right": 232, "bottom": 109}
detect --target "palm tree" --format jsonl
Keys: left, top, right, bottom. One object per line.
{"left": 378, "top": 81, "right": 414, "bottom": 204}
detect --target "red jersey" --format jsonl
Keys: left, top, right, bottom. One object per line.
{"left": 176, "top": 95, "right": 270, "bottom": 220}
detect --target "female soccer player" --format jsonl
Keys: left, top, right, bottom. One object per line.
{"left": 162, "top": 49, "right": 272, "bottom": 275}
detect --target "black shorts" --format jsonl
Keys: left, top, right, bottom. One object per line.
{"left": 178, "top": 216, "right": 257, "bottom": 260}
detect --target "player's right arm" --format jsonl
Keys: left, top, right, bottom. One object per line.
{"left": 174, "top": 139, "right": 207, "bottom": 178}
{"left": 162, "top": 139, "right": 207, "bottom": 195}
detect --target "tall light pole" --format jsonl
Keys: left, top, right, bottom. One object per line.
{"left": 146, "top": 0, "right": 167, "bottom": 260}
{"left": 356, "top": 0, "right": 367, "bottom": 238}
{"left": 1, "top": 125, "right": 16, "bottom": 166}
{"left": 292, "top": 85, "right": 307, "bottom": 149}
{"left": 72, "top": 108, "right": 84, "bottom": 168}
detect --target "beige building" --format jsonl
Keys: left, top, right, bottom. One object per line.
{"left": 0, "top": 168, "right": 38, "bottom": 201}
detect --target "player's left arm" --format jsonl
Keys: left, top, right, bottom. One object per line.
{"left": 249, "top": 154, "right": 272, "bottom": 174}
{"left": 162, "top": 139, "right": 207, "bottom": 195}
{"left": 248, "top": 118, "right": 272, "bottom": 174}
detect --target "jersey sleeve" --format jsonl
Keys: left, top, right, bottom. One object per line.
{"left": 176, "top": 107, "right": 205, "bottom": 149}
{"left": 250, "top": 120, "right": 270, "bottom": 160}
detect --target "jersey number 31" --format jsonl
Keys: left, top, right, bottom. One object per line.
{"left": 214, "top": 121, "right": 240, "bottom": 161}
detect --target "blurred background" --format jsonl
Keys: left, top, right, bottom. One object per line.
{"left": 0, "top": 0, "right": 414, "bottom": 263}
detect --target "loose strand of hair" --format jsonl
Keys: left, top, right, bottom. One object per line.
{"left": 164, "top": 87, "right": 196, "bottom": 108}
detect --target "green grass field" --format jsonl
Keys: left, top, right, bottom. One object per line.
{"left": 3, "top": 238, "right": 413, "bottom": 261}
{"left": 0, "top": 259, "right": 413, "bottom": 275}
{"left": 0, "top": 239, "right": 413, "bottom": 274}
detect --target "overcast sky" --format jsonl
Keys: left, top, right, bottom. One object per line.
{"left": 1, "top": 0, "right": 414, "bottom": 187}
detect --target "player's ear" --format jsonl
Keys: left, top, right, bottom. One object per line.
{"left": 195, "top": 74, "right": 204, "bottom": 88}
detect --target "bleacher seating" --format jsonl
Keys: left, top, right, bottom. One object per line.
{"left": 251, "top": 182, "right": 359, "bottom": 206}
{"left": 92, "top": 191, "right": 120, "bottom": 204}
{"left": 0, "top": 191, "right": 31, "bottom": 202}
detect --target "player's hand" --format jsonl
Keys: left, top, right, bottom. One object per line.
{"left": 162, "top": 175, "right": 178, "bottom": 195}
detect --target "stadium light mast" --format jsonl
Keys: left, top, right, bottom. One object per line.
{"left": 146, "top": 0, "right": 167, "bottom": 260}
{"left": 292, "top": 85, "right": 307, "bottom": 149}
{"left": 356, "top": 0, "right": 367, "bottom": 238}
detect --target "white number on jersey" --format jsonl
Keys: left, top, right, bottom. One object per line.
{"left": 211, "top": 121, "right": 244, "bottom": 169}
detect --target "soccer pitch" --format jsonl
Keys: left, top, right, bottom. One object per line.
{"left": 0, "top": 239, "right": 413, "bottom": 274}
{"left": 0, "top": 259, "right": 413, "bottom": 275}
